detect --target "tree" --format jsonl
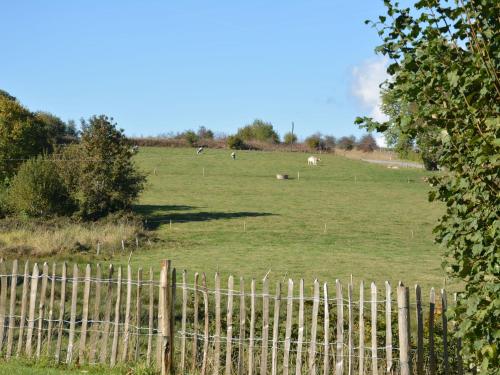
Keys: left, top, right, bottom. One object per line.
{"left": 337, "top": 136, "right": 356, "bottom": 150}
{"left": 0, "top": 93, "right": 51, "bottom": 183}
{"left": 324, "top": 135, "right": 336, "bottom": 150}
{"left": 305, "top": 134, "right": 321, "bottom": 150}
{"left": 356, "top": 134, "right": 378, "bottom": 152}
{"left": 35, "top": 111, "right": 78, "bottom": 146}
{"left": 197, "top": 126, "right": 214, "bottom": 140}
{"left": 356, "top": 1, "right": 499, "bottom": 371}
{"left": 236, "top": 119, "right": 280, "bottom": 143}
{"left": 73, "top": 115, "right": 146, "bottom": 219}
{"left": 283, "top": 132, "right": 297, "bottom": 145}
{"left": 226, "top": 135, "right": 246, "bottom": 150}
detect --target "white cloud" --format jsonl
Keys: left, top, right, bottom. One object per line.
{"left": 351, "top": 57, "right": 389, "bottom": 122}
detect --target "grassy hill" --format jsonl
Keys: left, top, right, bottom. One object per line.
{"left": 127, "top": 147, "right": 446, "bottom": 290}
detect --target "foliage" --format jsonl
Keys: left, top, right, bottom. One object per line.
{"left": 236, "top": 119, "right": 280, "bottom": 143}
{"left": 0, "top": 92, "right": 51, "bottom": 182}
{"left": 226, "top": 135, "right": 246, "bottom": 150}
{"left": 305, "top": 134, "right": 321, "bottom": 150}
{"left": 197, "top": 126, "right": 214, "bottom": 140}
{"left": 71, "top": 115, "right": 146, "bottom": 219}
{"left": 283, "top": 132, "right": 297, "bottom": 145}
{"left": 6, "top": 157, "right": 75, "bottom": 217}
{"left": 34, "top": 111, "right": 78, "bottom": 146}
{"left": 180, "top": 130, "right": 199, "bottom": 146}
{"left": 356, "top": 0, "right": 499, "bottom": 371}
{"left": 337, "top": 136, "right": 356, "bottom": 150}
{"left": 356, "top": 134, "right": 378, "bottom": 153}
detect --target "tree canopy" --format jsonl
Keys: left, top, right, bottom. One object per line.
{"left": 356, "top": 1, "right": 499, "bottom": 371}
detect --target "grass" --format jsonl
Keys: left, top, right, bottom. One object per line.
{"left": 0, "top": 147, "right": 448, "bottom": 291}
{"left": 124, "top": 147, "right": 447, "bottom": 290}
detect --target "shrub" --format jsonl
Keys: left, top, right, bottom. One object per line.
{"left": 197, "top": 126, "right": 214, "bottom": 140}
{"left": 236, "top": 119, "right": 279, "bottom": 143}
{"left": 356, "top": 134, "right": 378, "bottom": 152}
{"left": 6, "top": 157, "right": 75, "bottom": 217}
{"left": 74, "top": 115, "right": 147, "bottom": 220}
{"left": 337, "top": 136, "right": 356, "bottom": 150}
{"left": 283, "top": 132, "right": 297, "bottom": 145}
{"left": 226, "top": 135, "right": 246, "bottom": 150}
{"left": 305, "top": 134, "right": 321, "bottom": 150}
{"left": 182, "top": 130, "right": 199, "bottom": 146}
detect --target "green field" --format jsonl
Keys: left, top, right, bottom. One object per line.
{"left": 124, "top": 147, "right": 446, "bottom": 290}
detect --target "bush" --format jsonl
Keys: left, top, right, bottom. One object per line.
{"left": 283, "top": 132, "right": 297, "bottom": 145}
{"left": 236, "top": 119, "right": 279, "bottom": 143}
{"left": 72, "top": 115, "right": 146, "bottom": 220}
{"left": 337, "top": 136, "right": 356, "bottom": 150}
{"left": 6, "top": 157, "right": 75, "bottom": 217}
{"left": 197, "top": 126, "right": 214, "bottom": 140}
{"left": 182, "top": 130, "right": 199, "bottom": 146}
{"left": 226, "top": 135, "right": 246, "bottom": 150}
{"left": 356, "top": 134, "right": 378, "bottom": 152}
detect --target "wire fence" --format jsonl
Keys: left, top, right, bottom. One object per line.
{"left": 0, "top": 258, "right": 461, "bottom": 374}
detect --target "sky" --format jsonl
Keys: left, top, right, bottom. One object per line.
{"left": 1, "top": 1, "right": 390, "bottom": 143}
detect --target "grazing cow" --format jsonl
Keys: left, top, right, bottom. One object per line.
{"left": 131, "top": 145, "right": 139, "bottom": 154}
{"left": 196, "top": 146, "right": 204, "bottom": 154}
{"left": 307, "top": 156, "right": 320, "bottom": 166}
{"left": 231, "top": 152, "right": 236, "bottom": 160}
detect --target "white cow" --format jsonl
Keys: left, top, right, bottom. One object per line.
{"left": 307, "top": 156, "right": 320, "bottom": 166}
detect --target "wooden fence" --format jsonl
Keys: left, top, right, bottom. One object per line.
{"left": 0, "top": 258, "right": 463, "bottom": 374}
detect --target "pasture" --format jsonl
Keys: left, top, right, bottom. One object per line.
{"left": 127, "top": 147, "right": 446, "bottom": 290}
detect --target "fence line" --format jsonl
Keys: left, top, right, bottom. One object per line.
{"left": 0, "top": 258, "right": 461, "bottom": 374}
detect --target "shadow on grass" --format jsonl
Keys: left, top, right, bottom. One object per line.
{"left": 134, "top": 204, "right": 276, "bottom": 229}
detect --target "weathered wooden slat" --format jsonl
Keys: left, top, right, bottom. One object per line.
{"left": 441, "top": 289, "right": 449, "bottom": 375}
{"left": 180, "top": 270, "right": 188, "bottom": 373}
{"left": 348, "top": 282, "right": 354, "bottom": 375}
{"left": 248, "top": 279, "right": 256, "bottom": 375}
{"left": 415, "top": 285, "right": 424, "bottom": 375}
{"left": 88, "top": 264, "right": 102, "bottom": 364}
{"left": 385, "top": 282, "right": 392, "bottom": 374}
{"left": 36, "top": 262, "right": 49, "bottom": 359}
{"left": 78, "top": 264, "right": 91, "bottom": 363}
{"left": 307, "top": 280, "right": 319, "bottom": 375}
{"left": 397, "top": 284, "right": 410, "bottom": 375}
{"left": 371, "top": 282, "right": 378, "bottom": 375}
{"left": 6, "top": 259, "right": 18, "bottom": 358}
{"left": 26, "top": 263, "right": 40, "bottom": 358}
{"left": 359, "top": 281, "right": 365, "bottom": 375}
{"left": 453, "top": 293, "right": 463, "bottom": 375}
{"left": 260, "top": 276, "right": 270, "bottom": 375}
{"left": 323, "top": 283, "right": 330, "bottom": 375}
{"left": 237, "top": 277, "right": 246, "bottom": 375}
{"left": 66, "top": 264, "right": 78, "bottom": 364}
{"left": 429, "top": 288, "right": 436, "bottom": 375}
{"left": 45, "top": 263, "right": 56, "bottom": 357}
{"left": 122, "top": 265, "right": 133, "bottom": 362}
{"left": 134, "top": 268, "right": 143, "bottom": 362}
{"left": 110, "top": 266, "right": 122, "bottom": 367}
{"left": 16, "top": 261, "right": 30, "bottom": 357}
{"left": 0, "top": 259, "right": 7, "bottom": 352}
{"left": 55, "top": 262, "right": 67, "bottom": 363}
{"left": 146, "top": 267, "right": 154, "bottom": 366}
{"left": 201, "top": 273, "right": 209, "bottom": 375}
{"left": 100, "top": 265, "right": 114, "bottom": 364}
{"left": 295, "top": 279, "right": 305, "bottom": 375}
{"left": 225, "top": 275, "right": 234, "bottom": 375}
{"left": 192, "top": 272, "right": 200, "bottom": 372}
{"left": 335, "top": 280, "right": 344, "bottom": 375}
{"left": 214, "top": 272, "right": 221, "bottom": 375}
{"left": 160, "top": 260, "right": 172, "bottom": 375}
{"left": 169, "top": 267, "right": 176, "bottom": 374}
{"left": 271, "top": 282, "right": 282, "bottom": 375}
{"left": 283, "top": 279, "right": 294, "bottom": 375}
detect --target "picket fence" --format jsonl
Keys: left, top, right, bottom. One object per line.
{"left": 0, "top": 259, "right": 463, "bottom": 374}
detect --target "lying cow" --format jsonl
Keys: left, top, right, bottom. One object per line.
{"left": 307, "top": 156, "right": 321, "bottom": 166}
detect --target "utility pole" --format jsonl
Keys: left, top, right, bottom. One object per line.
{"left": 291, "top": 121, "right": 295, "bottom": 152}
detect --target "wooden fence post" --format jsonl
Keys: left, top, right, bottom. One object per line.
{"left": 160, "top": 260, "right": 172, "bottom": 375}
{"left": 66, "top": 264, "right": 78, "bottom": 364}
{"left": 260, "top": 276, "right": 270, "bottom": 375}
{"left": 26, "top": 263, "right": 39, "bottom": 358}
{"left": 348, "top": 281, "right": 354, "bottom": 375}
{"left": 36, "top": 262, "right": 49, "bottom": 359}
{"left": 248, "top": 279, "right": 256, "bottom": 375}
{"left": 6, "top": 259, "right": 18, "bottom": 358}
{"left": 441, "top": 289, "right": 449, "bottom": 375}
{"left": 308, "top": 280, "right": 319, "bottom": 375}
{"left": 323, "top": 282, "right": 330, "bottom": 375}
{"left": 335, "top": 280, "right": 344, "bottom": 375}
{"left": 397, "top": 284, "right": 410, "bottom": 375}
{"left": 271, "top": 282, "right": 282, "bottom": 375}
{"left": 359, "top": 281, "right": 365, "bottom": 375}
{"left": 181, "top": 270, "right": 188, "bottom": 373}
{"left": 192, "top": 272, "right": 200, "bottom": 372}
{"left": 295, "top": 279, "right": 305, "bottom": 375}
{"left": 429, "top": 288, "right": 436, "bottom": 375}
{"left": 99, "top": 265, "right": 114, "bottom": 364}
{"left": 202, "top": 273, "right": 209, "bottom": 375}
{"left": 89, "top": 264, "right": 102, "bottom": 364}
{"left": 0, "top": 259, "right": 8, "bottom": 353}
{"left": 225, "top": 276, "right": 235, "bottom": 375}
{"left": 385, "top": 282, "right": 393, "bottom": 374}
{"left": 146, "top": 267, "right": 154, "bottom": 366}
{"left": 16, "top": 261, "right": 30, "bottom": 357}
{"left": 283, "top": 279, "right": 294, "bottom": 375}
{"left": 214, "top": 272, "right": 222, "bottom": 375}
{"left": 122, "top": 265, "right": 132, "bottom": 362}
{"left": 110, "top": 266, "right": 122, "bottom": 367}
{"left": 79, "top": 264, "right": 91, "bottom": 363}
{"left": 237, "top": 277, "right": 246, "bottom": 375}
{"left": 371, "top": 282, "right": 378, "bottom": 375}
{"left": 55, "top": 262, "right": 66, "bottom": 363}
{"left": 415, "top": 285, "right": 424, "bottom": 375}
{"left": 45, "top": 263, "right": 56, "bottom": 357}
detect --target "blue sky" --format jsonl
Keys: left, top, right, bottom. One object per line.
{"left": 1, "top": 1, "right": 390, "bottom": 141}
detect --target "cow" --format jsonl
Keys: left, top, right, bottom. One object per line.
{"left": 196, "top": 146, "right": 204, "bottom": 154}
{"left": 307, "top": 156, "right": 320, "bottom": 166}
{"left": 231, "top": 152, "right": 236, "bottom": 160}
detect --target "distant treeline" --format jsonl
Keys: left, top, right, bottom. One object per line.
{"left": 131, "top": 120, "right": 379, "bottom": 153}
